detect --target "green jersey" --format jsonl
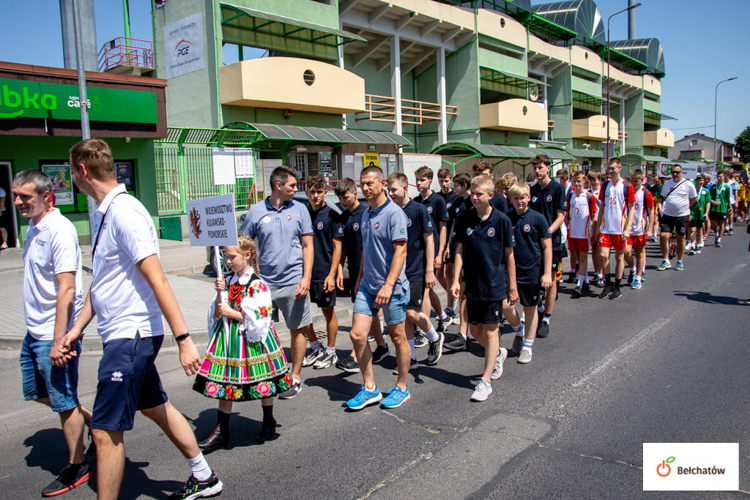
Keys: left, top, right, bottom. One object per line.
{"left": 709, "top": 183, "right": 730, "bottom": 214}
{"left": 690, "top": 186, "right": 711, "bottom": 219}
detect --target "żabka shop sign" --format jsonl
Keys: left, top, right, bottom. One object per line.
{"left": 0, "top": 78, "right": 157, "bottom": 124}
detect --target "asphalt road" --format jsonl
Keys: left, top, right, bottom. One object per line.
{"left": 1, "top": 226, "right": 748, "bottom": 499}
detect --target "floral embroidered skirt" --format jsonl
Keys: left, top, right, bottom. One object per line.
{"left": 193, "top": 320, "right": 292, "bottom": 401}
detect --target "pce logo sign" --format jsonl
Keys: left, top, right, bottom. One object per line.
{"left": 175, "top": 39, "right": 194, "bottom": 57}
{"left": 657, "top": 456, "right": 676, "bottom": 477}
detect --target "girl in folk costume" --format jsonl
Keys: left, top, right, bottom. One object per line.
{"left": 194, "top": 235, "right": 292, "bottom": 453}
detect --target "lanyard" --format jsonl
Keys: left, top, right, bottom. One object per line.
{"left": 92, "top": 192, "right": 126, "bottom": 258}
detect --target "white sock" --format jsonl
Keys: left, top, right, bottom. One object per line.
{"left": 425, "top": 327, "right": 439, "bottom": 342}
{"left": 408, "top": 338, "right": 416, "bottom": 359}
{"left": 187, "top": 453, "right": 212, "bottom": 481}
{"left": 438, "top": 312, "right": 449, "bottom": 321}
{"left": 325, "top": 346, "right": 335, "bottom": 355}
{"left": 569, "top": 268, "right": 576, "bottom": 274}
{"left": 523, "top": 338, "right": 534, "bottom": 350}
{"left": 513, "top": 323, "right": 524, "bottom": 336}
{"left": 577, "top": 275, "right": 585, "bottom": 287}
{"left": 537, "top": 304, "right": 545, "bottom": 315}
{"left": 310, "top": 340, "right": 322, "bottom": 350}
{"left": 542, "top": 314, "right": 550, "bottom": 324}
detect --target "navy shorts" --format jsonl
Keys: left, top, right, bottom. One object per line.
{"left": 310, "top": 281, "right": 336, "bottom": 308}
{"left": 91, "top": 332, "right": 168, "bottom": 432}
{"left": 20, "top": 333, "right": 81, "bottom": 413}
{"left": 407, "top": 280, "right": 425, "bottom": 311}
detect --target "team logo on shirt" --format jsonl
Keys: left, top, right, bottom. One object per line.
{"left": 407, "top": 218, "right": 412, "bottom": 227}
{"left": 262, "top": 215, "right": 272, "bottom": 224}
{"left": 447, "top": 203, "right": 452, "bottom": 208}
{"left": 546, "top": 195, "right": 552, "bottom": 202}
{"left": 286, "top": 215, "right": 292, "bottom": 221}
{"left": 427, "top": 206, "right": 433, "bottom": 213}
{"left": 488, "top": 228, "right": 495, "bottom": 237}
{"left": 523, "top": 224, "right": 531, "bottom": 233}
{"left": 353, "top": 223, "right": 360, "bottom": 231}
{"left": 531, "top": 196, "right": 538, "bottom": 203}
{"left": 111, "top": 371, "right": 123, "bottom": 383}
{"left": 374, "top": 222, "right": 380, "bottom": 229}
{"left": 317, "top": 222, "right": 323, "bottom": 230}
{"left": 455, "top": 206, "right": 460, "bottom": 213}
{"left": 466, "top": 228, "right": 474, "bottom": 235}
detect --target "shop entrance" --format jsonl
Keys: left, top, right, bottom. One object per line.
{"left": 0, "top": 162, "right": 18, "bottom": 248}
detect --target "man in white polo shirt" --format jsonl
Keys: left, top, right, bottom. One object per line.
{"left": 14, "top": 169, "right": 93, "bottom": 497}
{"left": 655, "top": 165, "right": 697, "bottom": 272}
{"left": 60, "top": 139, "right": 222, "bottom": 500}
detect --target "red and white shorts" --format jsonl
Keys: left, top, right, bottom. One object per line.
{"left": 599, "top": 233, "right": 628, "bottom": 251}
{"left": 627, "top": 235, "right": 647, "bottom": 248}
{"left": 568, "top": 237, "right": 590, "bottom": 252}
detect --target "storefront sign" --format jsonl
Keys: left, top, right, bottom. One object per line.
{"left": 164, "top": 12, "right": 205, "bottom": 79}
{"left": 186, "top": 194, "right": 238, "bottom": 247}
{"left": 364, "top": 152, "right": 379, "bottom": 168}
{"left": 41, "top": 165, "right": 73, "bottom": 206}
{"left": 0, "top": 79, "right": 157, "bottom": 123}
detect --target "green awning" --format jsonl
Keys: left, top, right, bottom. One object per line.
{"left": 480, "top": 67, "right": 549, "bottom": 89}
{"left": 549, "top": 147, "right": 603, "bottom": 159}
{"left": 220, "top": 3, "right": 367, "bottom": 48}
{"left": 644, "top": 110, "right": 677, "bottom": 122}
{"left": 617, "top": 153, "right": 668, "bottom": 166}
{"left": 225, "top": 123, "right": 411, "bottom": 149}
{"left": 572, "top": 90, "right": 610, "bottom": 108}
{"left": 431, "top": 142, "right": 575, "bottom": 161}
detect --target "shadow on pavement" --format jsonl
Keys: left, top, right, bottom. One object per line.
{"left": 674, "top": 290, "right": 745, "bottom": 306}
{"left": 188, "top": 408, "right": 270, "bottom": 452}
{"left": 118, "top": 459, "right": 183, "bottom": 500}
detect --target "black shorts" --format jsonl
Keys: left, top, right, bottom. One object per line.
{"left": 516, "top": 282, "right": 542, "bottom": 308}
{"left": 407, "top": 280, "right": 425, "bottom": 311}
{"left": 688, "top": 219, "right": 705, "bottom": 228}
{"left": 543, "top": 250, "right": 563, "bottom": 274}
{"left": 467, "top": 299, "right": 503, "bottom": 325}
{"left": 659, "top": 214, "right": 689, "bottom": 236}
{"left": 709, "top": 211, "right": 727, "bottom": 222}
{"left": 310, "top": 281, "right": 336, "bottom": 308}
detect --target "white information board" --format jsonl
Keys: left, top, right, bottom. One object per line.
{"left": 235, "top": 150, "right": 255, "bottom": 179}
{"left": 212, "top": 148, "right": 236, "bottom": 185}
{"left": 186, "top": 194, "right": 238, "bottom": 247}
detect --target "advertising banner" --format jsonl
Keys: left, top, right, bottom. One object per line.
{"left": 364, "top": 152, "right": 379, "bottom": 168}
{"left": 41, "top": 165, "right": 73, "bottom": 206}
{"left": 659, "top": 162, "right": 703, "bottom": 180}
{"left": 164, "top": 12, "right": 205, "bottom": 79}
{"left": 186, "top": 194, "right": 238, "bottom": 247}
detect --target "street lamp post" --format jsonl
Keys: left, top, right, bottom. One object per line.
{"left": 606, "top": 3, "right": 640, "bottom": 168}
{"left": 714, "top": 77, "right": 738, "bottom": 167}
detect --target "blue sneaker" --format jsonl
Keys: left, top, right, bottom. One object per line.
{"left": 675, "top": 260, "right": 684, "bottom": 271}
{"left": 631, "top": 277, "right": 642, "bottom": 290}
{"left": 346, "top": 385, "right": 382, "bottom": 411}
{"left": 641, "top": 271, "right": 646, "bottom": 282}
{"left": 381, "top": 386, "right": 411, "bottom": 408}
{"left": 627, "top": 269, "right": 635, "bottom": 285}
{"left": 657, "top": 259, "right": 671, "bottom": 271}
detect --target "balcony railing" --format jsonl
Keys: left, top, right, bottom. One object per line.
{"left": 98, "top": 37, "right": 154, "bottom": 72}
{"left": 355, "top": 94, "right": 457, "bottom": 125}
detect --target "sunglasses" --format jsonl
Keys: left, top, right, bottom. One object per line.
{"left": 671, "top": 171, "right": 682, "bottom": 174}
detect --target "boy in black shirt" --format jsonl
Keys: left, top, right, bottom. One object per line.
{"left": 437, "top": 167, "right": 460, "bottom": 319}
{"left": 472, "top": 160, "right": 509, "bottom": 213}
{"left": 444, "top": 173, "right": 472, "bottom": 351}
{"left": 333, "top": 178, "right": 389, "bottom": 373}
{"left": 528, "top": 155, "right": 566, "bottom": 339}
{"left": 503, "top": 182, "right": 553, "bottom": 365}
{"left": 451, "top": 175, "right": 515, "bottom": 402}
{"left": 388, "top": 173, "right": 444, "bottom": 367}
{"left": 304, "top": 176, "right": 344, "bottom": 370}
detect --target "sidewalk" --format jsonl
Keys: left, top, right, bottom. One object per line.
{"left": 0, "top": 239, "right": 339, "bottom": 350}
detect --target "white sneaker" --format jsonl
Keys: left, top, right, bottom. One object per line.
{"left": 470, "top": 378, "right": 492, "bottom": 402}
{"left": 518, "top": 348, "right": 532, "bottom": 364}
{"left": 491, "top": 347, "right": 508, "bottom": 380}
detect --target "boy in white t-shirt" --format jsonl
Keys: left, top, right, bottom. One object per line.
{"left": 586, "top": 171, "right": 604, "bottom": 287}
{"left": 564, "top": 171, "right": 598, "bottom": 297}
{"left": 14, "top": 169, "right": 94, "bottom": 497}
{"left": 623, "top": 170, "right": 654, "bottom": 290}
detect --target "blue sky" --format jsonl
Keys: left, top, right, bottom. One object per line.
{"left": 1, "top": 0, "right": 748, "bottom": 144}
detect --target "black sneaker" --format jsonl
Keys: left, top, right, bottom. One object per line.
{"left": 608, "top": 287, "right": 622, "bottom": 300}
{"left": 582, "top": 281, "right": 591, "bottom": 295}
{"left": 567, "top": 272, "right": 577, "bottom": 283}
{"left": 436, "top": 318, "right": 448, "bottom": 334}
{"left": 336, "top": 356, "right": 360, "bottom": 373}
{"left": 599, "top": 284, "right": 612, "bottom": 299}
{"left": 168, "top": 472, "right": 223, "bottom": 500}
{"left": 372, "top": 344, "right": 390, "bottom": 364}
{"left": 42, "top": 462, "right": 92, "bottom": 497}
{"left": 511, "top": 334, "right": 524, "bottom": 356}
{"left": 572, "top": 285, "right": 582, "bottom": 298}
{"left": 302, "top": 345, "right": 326, "bottom": 367}
{"left": 425, "top": 332, "right": 444, "bottom": 365}
{"left": 443, "top": 334, "right": 466, "bottom": 351}
{"left": 414, "top": 330, "right": 428, "bottom": 348}
{"left": 393, "top": 358, "right": 419, "bottom": 375}
{"left": 536, "top": 321, "right": 550, "bottom": 339}
{"left": 278, "top": 380, "right": 301, "bottom": 399}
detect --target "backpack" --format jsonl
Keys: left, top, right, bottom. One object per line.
{"left": 601, "top": 179, "right": 631, "bottom": 206}
{"left": 567, "top": 189, "right": 595, "bottom": 213}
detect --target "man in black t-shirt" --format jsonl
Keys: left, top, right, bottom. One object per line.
{"left": 451, "top": 175, "right": 515, "bottom": 402}
{"left": 472, "top": 160, "right": 509, "bottom": 213}
{"left": 436, "top": 167, "right": 460, "bottom": 319}
{"left": 333, "top": 178, "right": 389, "bottom": 373}
{"left": 503, "top": 182, "right": 553, "bottom": 365}
{"left": 528, "top": 155, "right": 566, "bottom": 339}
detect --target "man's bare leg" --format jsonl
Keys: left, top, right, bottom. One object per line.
{"left": 92, "top": 429, "right": 125, "bottom": 500}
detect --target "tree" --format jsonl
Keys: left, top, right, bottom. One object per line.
{"left": 735, "top": 126, "right": 750, "bottom": 163}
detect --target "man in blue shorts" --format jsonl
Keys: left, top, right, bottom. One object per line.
{"left": 346, "top": 166, "right": 412, "bottom": 410}
{"left": 61, "top": 139, "right": 221, "bottom": 500}
{"left": 244, "top": 166, "right": 316, "bottom": 399}
{"left": 14, "top": 169, "right": 93, "bottom": 497}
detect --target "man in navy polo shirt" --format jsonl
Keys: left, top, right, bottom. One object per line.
{"left": 303, "top": 175, "right": 344, "bottom": 370}
{"left": 436, "top": 167, "right": 460, "bottom": 318}
{"left": 472, "top": 160, "right": 509, "bottom": 213}
{"left": 346, "top": 166, "right": 411, "bottom": 411}
{"left": 387, "top": 172, "right": 444, "bottom": 367}
{"left": 503, "top": 182, "right": 553, "bottom": 365}
{"left": 451, "top": 175, "right": 516, "bottom": 402}
{"left": 244, "top": 166, "right": 315, "bottom": 399}
{"left": 444, "top": 173, "right": 473, "bottom": 351}
{"left": 529, "top": 154, "right": 566, "bottom": 339}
